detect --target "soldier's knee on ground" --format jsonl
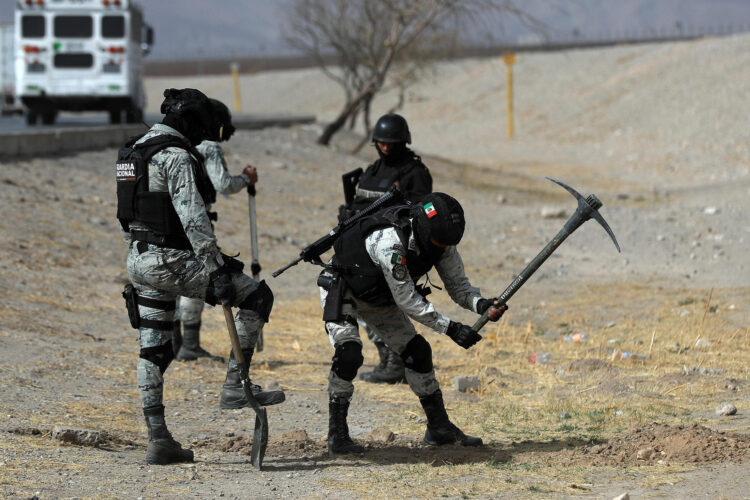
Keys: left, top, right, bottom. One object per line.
{"left": 331, "top": 341, "right": 364, "bottom": 381}
{"left": 400, "top": 334, "right": 433, "bottom": 373}
{"left": 140, "top": 342, "right": 175, "bottom": 374}
{"left": 238, "top": 280, "right": 274, "bottom": 322}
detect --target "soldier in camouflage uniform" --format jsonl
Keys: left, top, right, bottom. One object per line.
{"left": 340, "top": 113, "right": 433, "bottom": 385}
{"left": 173, "top": 98, "right": 258, "bottom": 362}
{"left": 318, "top": 192, "right": 506, "bottom": 455}
{"left": 117, "top": 88, "right": 283, "bottom": 465}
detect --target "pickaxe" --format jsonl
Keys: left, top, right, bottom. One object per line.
{"left": 247, "top": 183, "right": 264, "bottom": 352}
{"left": 222, "top": 305, "right": 268, "bottom": 469}
{"left": 473, "top": 177, "right": 621, "bottom": 332}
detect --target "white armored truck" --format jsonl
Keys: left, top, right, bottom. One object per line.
{"left": 14, "top": 0, "right": 153, "bottom": 125}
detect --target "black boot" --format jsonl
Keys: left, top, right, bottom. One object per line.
{"left": 359, "top": 343, "right": 406, "bottom": 384}
{"left": 419, "top": 390, "right": 482, "bottom": 447}
{"left": 143, "top": 405, "right": 194, "bottom": 465}
{"left": 220, "top": 348, "right": 285, "bottom": 408}
{"left": 328, "top": 396, "right": 364, "bottom": 456}
{"left": 176, "top": 322, "right": 225, "bottom": 362}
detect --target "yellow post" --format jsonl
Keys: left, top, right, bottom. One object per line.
{"left": 503, "top": 53, "right": 516, "bottom": 138}
{"left": 230, "top": 62, "right": 242, "bottom": 114}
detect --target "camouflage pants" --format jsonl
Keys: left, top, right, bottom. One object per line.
{"left": 127, "top": 243, "right": 264, "bottom": 409}
{"left": 176, "top": 296, "right": 204, "bottom": 325}
{"left": 319, "top": 281, "right": 439, "bottom": 399}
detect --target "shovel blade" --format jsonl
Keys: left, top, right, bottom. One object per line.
{"left": 240, "top": 379, "right": 268, "bottom": 470}
{"left": 251, "top": 408, "right": 268, "bottom": 469}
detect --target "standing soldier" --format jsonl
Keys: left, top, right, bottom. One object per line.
{"left": 340, "top": 113, "right": 433, "bottom": 385}
{"left": 173, "top": 98, "right": 258, "bottom": 363}
{"left": 117, "top": 88, "right": 284, "bottom": 465}
{"left": 318, "top": 192, "right": 507, "bottom": 455}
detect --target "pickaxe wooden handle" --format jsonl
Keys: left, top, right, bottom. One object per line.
{"left": 222, "top": 305, "right": 268, "bottom": 469}
{"left": 472, "top": 177, "right": 621, "bottom": 332}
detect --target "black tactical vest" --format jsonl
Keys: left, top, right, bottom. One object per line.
{"left": 116, "top": 133, "right": 216, "bottom": 249}
{"left": 334, "top": 205, "right": 443, "bottom": 304}
{"left": 350, "top": 156, "right": 424, "bottom": 213}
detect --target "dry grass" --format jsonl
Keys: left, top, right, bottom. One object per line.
{"left": 292, "top": 282, "right": 749, "bottom": 498}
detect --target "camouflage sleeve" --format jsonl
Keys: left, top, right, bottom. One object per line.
{"left": 202, "top": 142, "right": 249, "bottom": 195}
{"left": 366, "top": 228, "right": 451, "bottom": 334}
{"left": 163, "top": 149, "right": 223, "bottom": 273}
{"left": 435, "top": 246, "right": 482, "bottom": 313}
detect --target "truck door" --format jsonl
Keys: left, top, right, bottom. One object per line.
{"left": 49, "top": 14, "right": 97, "bottom": 96}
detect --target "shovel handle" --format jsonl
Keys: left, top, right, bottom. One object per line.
{"left": 223, "top": 305, "right": 246, "bottom": 365}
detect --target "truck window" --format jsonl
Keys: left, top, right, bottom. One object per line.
{"left": 54, "top": 16, "right": 93, "bottom": 38}
{"left": 54, "top": 53, "right": 94, "bottom": 68}
{"left": 102, "top": 16, "right": 125, "bottom": 38}
{"left": 21, "top": 15, "right": 45, "bottom": 38}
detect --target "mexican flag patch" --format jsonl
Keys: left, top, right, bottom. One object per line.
{"left": 391, "top": 253, "right": 406, "bottom": 265}
{"left": 424, "top": 202, "right": 437, "bottom": 218}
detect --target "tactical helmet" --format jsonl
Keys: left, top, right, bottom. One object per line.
{"left": 372, "top": 113, "right": 411, "bottom": 144}
{"left": 412, "top": 192, "right": 465, "bottom": 247}
{"left": 209, "top": 98, "right": 235, "bottom": 142}
{"left": 160, "top": 88, "right": 215, "bottom": 138}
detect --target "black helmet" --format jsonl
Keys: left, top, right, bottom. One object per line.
{"left": 160, "top": 88, "right": 215, "bottom": 139}
{"left": 412, "top": 192, "right": 465, "bottom": 247}
{"left": 209, "top": 98, "right": 235, "bottom": 142}
{"left": 372, "top": 113, "right": 411, "bottom": 144}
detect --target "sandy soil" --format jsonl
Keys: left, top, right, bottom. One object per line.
{"left": 1, "top": 34, "right": 749, "bottom": 499}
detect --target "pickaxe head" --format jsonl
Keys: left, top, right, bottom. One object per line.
{"left": 546, "top": 177, "right": 621, "bottom": 253}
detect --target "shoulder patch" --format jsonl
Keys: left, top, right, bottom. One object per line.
{"left": 392, "top": 264, "right": 408, "bottom": 281}
{"left": 391, "top": 253, "right": 406, "bottom": 265}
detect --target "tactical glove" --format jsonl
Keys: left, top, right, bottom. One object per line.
{"left": 446, "top": 321, "right": 482, "bottom": 349}
{"left": 210, "top": 266, "right": 235, "bottom": 305}
{"left": 477, "top": 298, "right": 509, "bottom": 322}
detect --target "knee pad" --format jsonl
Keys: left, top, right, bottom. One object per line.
{"left": 140, "top": 341, "right": 175, "bottom": 375}
{"left": 331, "top": 341, "right": 364, "bottom": 381}
{"left": 400, "top": 334, "right": 433, "bottom": 373}
{"left": 238, "top": 280, "right": 274, "bottom": 322}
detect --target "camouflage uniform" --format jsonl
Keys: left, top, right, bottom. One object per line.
{"left": 124, "top": 125, "right": 264, "bottom": 412}
{"left": 319, "top": 226, "right": 482, "bottom": 399}
{"left": 174, "top": 140, "right": 251, "bottom": 355}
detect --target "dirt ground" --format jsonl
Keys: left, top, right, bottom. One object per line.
{"left": 2, "top": 36, "right": 750, "bottom": 500}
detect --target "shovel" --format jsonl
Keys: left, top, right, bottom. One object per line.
{"left": 222, "top": 305, "right": 268, "bottom": 469}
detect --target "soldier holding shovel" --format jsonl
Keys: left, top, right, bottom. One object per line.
{"left": 117, "top": 89, "right": 282, "bottom": 465}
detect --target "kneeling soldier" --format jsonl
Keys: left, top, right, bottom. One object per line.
{"left": 318, "top": 192, "right": 506, "bottom": 455}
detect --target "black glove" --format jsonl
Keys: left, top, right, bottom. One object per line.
{"left": 209, "top": 266, "right": 235, "bottom": 305}
{"left": 220, "top": 253, "right": 245, "bottom": 273}
{"left": 446, "top": 321, "right": 482, "bottom": 349}
{"left": 477, "top": 298, "right": 508, "bottom": 321}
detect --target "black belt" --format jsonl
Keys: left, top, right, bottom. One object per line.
{"left": 131, "top": 230, "right": 192, "bottom": 251}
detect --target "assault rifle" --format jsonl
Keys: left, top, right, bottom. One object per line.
{"left": 272, "top": 185, "right": 402, "bottom": 278}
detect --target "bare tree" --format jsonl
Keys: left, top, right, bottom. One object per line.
{"left": 282, "top": 0, "right": 545, "bottom": 147}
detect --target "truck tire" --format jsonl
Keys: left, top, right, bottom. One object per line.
{"left": 25, "top": 111, "right": 38, "bottom": 126}
{"left": 126, "top": 106, "right": 143, "bottom": 123}
{"left": 41, "top": 110, "right": 58, "bottom": 125}
{"left": 109, "top": 109, "right": 122, "bottom": 124}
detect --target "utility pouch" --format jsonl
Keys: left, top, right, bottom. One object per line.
{"left": 122, "top": 283, "right": 140, "bottom": 329}
{"left": 322, "top": 273, "right": 344, "bottom": 322}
